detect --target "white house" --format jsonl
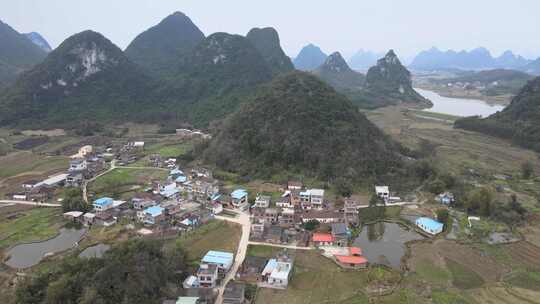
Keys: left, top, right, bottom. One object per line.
{"left": 375, "top": 186, "right": 390, "bottom": 201}
{"left": 261, "top": 259, "right": 293, "bottom": 289}
{"left": 254, "top": 195, "right": 271, "bottom": 208}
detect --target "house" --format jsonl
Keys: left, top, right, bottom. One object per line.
{"left": 197, "top": 264, "right": 219, "bottom": 288}
{"left": 93, "top": 197, "right": 114, "bottom": 212}
{"left": 308, "top": 189, "right": 325, "bottom": 209}
{"left": 335, "top": 251, "right": 368, "bottom": 269}
{"left": 287, "top": 181, "right": 303, "bottom": 190}
{"left": 279, "top": 208, "right": 296, "bottom": 226}
{"left": 436, "top": 192, "right": 455, "bottom": 205}
{"left": 132, "top": 195, "right": 158, "bottom": 210}
{"left": 69, "top": 158, "right": 87, "bottom": 172}
{"left": 143, "top": 206, "right": 165, "bottom": 225}
{"left": 275, "top": 198, "right": 293, "bottom": 208}
{"left": 183, "top": 275, "right": 200, "bottom": 289}
{"left": 27, "top": 186, "right": 55, "bottom": 202}
{"left": 302, "top": 210, "right": 341, "bottom": 224}
{"left": 261, "top": 258, "right": 293, "bottom": 289}
{"left": 202, "top": 251, "right": 234, "bottom": 272}
{"left": 12, "top": 193, "right": 27, "bottom": 201}
{"left": 264, "top": 208, "right": 279, "bottom": 224}
{"left": 415, "top": 217, "right": 444, "bottom": 235}
{"left": 208, "top": 202, "right": 223, "bottom": 215}
{"left": 66, "top": 172, "right": 83, "bottom": 187}
{"left": 231, "top": 189, "right": 249, "bottom": 210}
{"left": 175, "top": 297, "right": 200, "bottom": 304}
{"left": 251, "top": 222, "right": 265, "bottom": 238}
{"left": 63, "top": 211, "right": 83, "bottom": 221}
{"left": 94, "top": 212, "right": 117, "bottom": 226}
{"left": 82, "top": 212, "right": 95, "bottom": 225}
{"left": 266, "top": 226, "right": 285, "bottom": 244}
{"left": 71, "top": 145, "right": 93, "bottom": 159}
{"left": 375, "top": 186, "right": 390, "bottom": 201}
{"left": 223, "top": 281, "right": 245, "bottom": 304}
{"left": 344, "top": 200, "right": 360, "bottom": 224}
{"left": 331, "top": 223, "right": 350, "bottom": 247}
{"left": 254, "top": 195, "right": 271, "bottom": 208}
{"left": 312, "top": 232, "right": 335, "bottom": 246}
{"left": 21, "top": 180, "right": 39, "bottom": 190}
{"left": 34, "top": 173, "right": 69, "bottom": 188}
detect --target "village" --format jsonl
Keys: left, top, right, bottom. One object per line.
{"left": 0, "top": 135, "right": 459, "bottom": 304}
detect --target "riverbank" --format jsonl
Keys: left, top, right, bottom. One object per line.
{"left": 415, "top": 84, "right": 512, "bottom": 106}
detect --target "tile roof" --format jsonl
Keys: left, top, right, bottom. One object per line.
{"left": 312, "top": 233, "right": 335, "bottom": 242}
{"left": 335, "top": 255, "right": 368, "bottom": 265}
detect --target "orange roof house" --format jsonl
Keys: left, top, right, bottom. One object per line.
{"left": 312, "top": 233, "right": 335, "bottom": 244}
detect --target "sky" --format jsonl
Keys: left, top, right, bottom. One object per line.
{"left": 2, "top": 0, "right": 540, "bottom": 62}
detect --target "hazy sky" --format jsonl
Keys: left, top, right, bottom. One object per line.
{"left": 2, "top": 0, "right": 540, "bottom": 61}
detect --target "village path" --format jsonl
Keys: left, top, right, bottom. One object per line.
{"left": 82, "top": 159, "right": 118, "bottom": 203}
{"left": 0, "top": 200, "right": 61, "bottom": 207}
{"left": 247, "top": 241, "right": 313, "bottom": 251}
{"left": 214, "top": 210, "right": 251, "bottom": 304}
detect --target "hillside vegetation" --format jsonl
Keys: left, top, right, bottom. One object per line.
{"left": 204, "top": 72, "right": 407, "bottom": 184}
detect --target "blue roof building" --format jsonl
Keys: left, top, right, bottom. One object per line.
{"left": 231, "top": 189, "right": 248, "bottom": 200}
{"left": 143, "top": 206, "right": 165, "bottom": 225}
{"left": 170, "top": 168, "right": 184, "bottom": 177}
{"left": 202, "top": 250, "right": 234, "bottom": 270}
{"left": 415, "top": 217, "right": 444, "bottom": 235}
{"left": 93, "top": 197, "right": 113, "bottom": 211}
{"left": 175, "top": 175, "right": 187, "bottom": 183}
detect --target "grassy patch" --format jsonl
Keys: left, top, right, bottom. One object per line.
{"left": 176, "top": 220, "right": 241, "bottom": 263}
{"left": 0, "top": 152, "right": 68, "bottom": 178}
{"left": 431, "top": 289, "right": 470, "bottom": 304}
{"left": 0, "top": 207, "right": 64, "bottom": 249}
{"left": 255, "top": 251, "right": 395, "bottom": 304}
{"left": 144, "top": 142, "right": 193, "bottom": 158}
{"left": 89, "top": 168, "right": 167, "bottom": 199}
{"left": 505, "top": 271, "right": 540, "bottom": 291}
{"left": 445, "top": 258, "right": 484, "bottom": 289}
{"left": 246, "top": 245, "right": 282, "bottom": 258}
{"left": 414, "top": 259, "right": 450, "bottom": 286}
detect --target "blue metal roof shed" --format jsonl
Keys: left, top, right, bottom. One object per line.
{"left": 231, "top": 189, "right": 248, "bottom": 200}
{"left": 202, "top": 250, "right": 234, "bottom": 270}
{"left": 415, "top": 217, "right": 444, "bottom": 235}
{"left": 94, "top": 197, "right": 113, "bottom": 207}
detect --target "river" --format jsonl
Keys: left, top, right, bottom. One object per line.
{"left": 416, "top": 88, "right": 505, "bottom": 117}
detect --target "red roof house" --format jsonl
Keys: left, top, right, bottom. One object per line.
{"left": 312, "top": 233, "right": 335, "bottom": 246}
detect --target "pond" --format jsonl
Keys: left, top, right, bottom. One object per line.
{"left": 79, "top": 243, "right": 110, "bottom": 259}
{"left": 353, "top": 222, "right": 424, "bottom": 269}
{"left": 416, "top": 88, "right": 505, "bottom": 117}
{"left": 4, "top": 228, "right": 86, "bottom": 269}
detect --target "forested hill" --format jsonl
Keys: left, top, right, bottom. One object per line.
{"left": 124, "top": 11, "right": 205, "bottom": 77}
{"left": 0, "top": 30, "right": 155, "bottom": 128}
{"left": 203, "top": 71, "right": 406, "bottom": 183}
{"left": 455, "top": 77, "right": 540, "bottom": 151}
{"left": 246, "top": 27, "right": 294, "bottom": 75}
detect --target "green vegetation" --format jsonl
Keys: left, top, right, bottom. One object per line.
{"left": 505, "top": 271, "right": 540, "bottom": 291}
{"left": 124, "top": 12, "right": 204, "bottom": 77}
{"left": 414, "top": 259, "right": 450, "bottom": 286}
{"left": 204, "top": 72, "right": 410, "bottom": 186}
{"left": 15, "top": 239, "right": 185, "bottom": 304}
{"left": 0, "top": 207, "right": 64, "bottom": 249}
{"left": 455, "top": 76, "right": 540, "bottom": 152}
{"left": 0, "top": 152, "right": 67, "bottom": 178}
{"left": 445, "top": 258, "right": 484, "bottom": 289}
{"left": 62, "top": 189, "right": 91, "bottom": 213}
{"left": 246, "top": 27, "right": 294, "bottom": 76}
{"left": 175, "top": 220, "right": 241, "bottom": 263}
{"left": 0, "top": 30, "right": 156, "bottom": 128}
{"left": 89, "top": 168, "right": 167, "bottom": 199}
{"left": 431, "top": 290, "right": 470, "bottom": 304}
{"left": 246, "top": 245, "right": 282, "bottom": 258}
{"left": 434, "top": 69, "right": 533, "bottom": 96}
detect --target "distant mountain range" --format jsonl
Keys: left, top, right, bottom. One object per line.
{"left": 313, "top": 50, "right": 428, "bottom": 108}
{"left": 410, "top": 47, "right": 534, "bottom": 72}
{"left": 348, "top": 49, "right": 383, "bottom": 70}
{"left": 24, "top": 32, "right": 52, "bottom": 52}
{"left": 0, "top": 20, "right": 47, "bottom": 87}
{"left": 293, "top": 44, "right": 327, "bottom": 71}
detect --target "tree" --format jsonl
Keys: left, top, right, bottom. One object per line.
{"left": 303, "top": 220, "right": 320, "bottom": 231}
{"left": 427, "top": 179, "right": 446, "bottom": 195}
{"left": 521, "top": 161, "right": 534, "bottom": 179}
{"left": 62, "top": 189, "right": 91, "bottom": 213}
{"left": 436, "top": 209, "right": 450, "bottom": 226}
{"left": 465, "top": 187, "right": 493, "bottom": 216}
